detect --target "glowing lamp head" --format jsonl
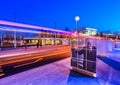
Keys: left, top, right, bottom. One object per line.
{"left": 75, "top": 16, "right": 80, "bottom": 21}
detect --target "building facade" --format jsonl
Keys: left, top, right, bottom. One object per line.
{"left": 74, "top": 27, "right": 97, "bottom": 36}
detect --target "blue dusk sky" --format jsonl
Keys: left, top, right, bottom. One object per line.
{"left": 0, "top": 0, "right": 120, "bottom": 32}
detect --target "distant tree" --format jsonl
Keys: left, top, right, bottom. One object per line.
{"left": 4, "top": 31, "right": 12, "bottom": 43}
{"left": 16, "top": 34, "right": 20, "bottom": 41}
{"left": 100, "top": 32, "right": 103, "bottom": 37}
{"left": 9, "top": 33, "right": 13, "bottom": 41}
{"left": 96, "top": 33, "right": 99, "bottom": 36}
{"left": 102, "top": 30, "right": 111, "bottom": 34}
{"left": 114, "top": 31, "right": 120, "bottom": 35}
{"left": 106, "top": 30, "right": 111, "bottom": 34}
{"left": 65, "top": 27, "right": 69, "bottom": 31}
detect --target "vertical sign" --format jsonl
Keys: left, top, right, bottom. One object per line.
{"left": 108, "top": 40, "right": 113, "bottom": 52}
{"left": 97, "top": 39, "right": 108, "bottom": 57}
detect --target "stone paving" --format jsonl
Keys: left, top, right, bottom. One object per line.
{"left": 0, "top": 55, "right": 120, "bottom": 85}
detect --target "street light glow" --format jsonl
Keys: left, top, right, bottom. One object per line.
{"left": 75, "top": 16, "right": 80, "bottom": 21}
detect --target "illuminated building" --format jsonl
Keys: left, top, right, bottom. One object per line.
{"left": 73, "top": 27, "right": 97, "bottom": 36}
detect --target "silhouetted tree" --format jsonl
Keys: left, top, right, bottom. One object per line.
{"left": 114, "top": 31, "right": 120, "bottom": 35}
{"left": 96, "top": 33, "right": 99, "bottom": 36}
{"left": 100, "top": 32, "right": 103, "bottom": 37}
{"left": 65, "top": 27, "right": 69, "bottom": 31}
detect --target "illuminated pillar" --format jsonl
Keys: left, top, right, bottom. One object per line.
{"left": 75, "top": 16, "right": 80, "bottom": 48}
{"left": 20, "top": 32, "right": 23, "bottom": 46}
{"left": 116, "top": 35, "right": 118, "bottom": 41}
{"left": 69, "top": 34, "right": 71, "bottom": 45}
{"left": 75, "top": 16, "right": 80, "bottom": 31}
{"left": 0, "top": 27, "right": 2, "bottom": 50}
{"left": 54, "top": 32, "right": 56, "bottom": 45}
{"left": 14, "top": 13, "right": 16, "bottom": 48}
{"left": 14, "top": 27, "right": 16, "bottom": 48}
{"left": 115, "top": 35, "right": 118, "bottom": 48}
{"left": 39, "top": 32, "right": 41, "bottom": 46}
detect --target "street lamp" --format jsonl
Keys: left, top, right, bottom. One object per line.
{"left": 75, "top": 16, "right": 80, "bottom": 31}
{"left": 14, "top": 13, "right": 16, "bottom": 48}
{"left": 75, "top": 16, "right": 80, "bottom": 48}
{"left": 14, "top": 27, "right": 16, "bottom": 48}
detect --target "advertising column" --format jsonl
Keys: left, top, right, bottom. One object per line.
{"left": 71, "top": 37, "right": 97, "bottom": 77}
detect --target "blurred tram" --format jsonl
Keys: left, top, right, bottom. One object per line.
{"left": 0, "top": 29, "right": 71, "bottom": 48}
{"left": 24, "top": 32, "right": 70, "bottom": 46}
{"left": 0, "top": 20, "right": 72, "bottom": 49}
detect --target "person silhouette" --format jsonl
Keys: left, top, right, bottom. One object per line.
{"left": 77, "top": 41, "right": 96, "bottom": 72}
{"left": 77, "top": 41, "right": 96, "bottom": 61}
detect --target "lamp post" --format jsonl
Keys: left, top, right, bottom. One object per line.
{"left": 54, "top": 21, "right": 56, "bottom": 46}
{"left": 75, "top": 16, "right": 80, "bottom": 31}
{"left": 75, "top": 16, "right": 80, "bottom": 68}
{"left": 14, "top": 12, "right": 16, "bottom": 48}
{"left": 14, "top": 27, "right": 16, "bottom": 48}
{"left": 75, "top": 16, "right": 80, "bottom": 48}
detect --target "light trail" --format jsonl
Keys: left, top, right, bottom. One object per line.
{"left": 0, "top": 46, "right": 70, "bottom": 59}
{"left": 14, "top": 58, "right": 43, "bottom": 68}
{"left": 0, "top": 48, "right": 70, "bottom": 66}
{"left": 0, "top": 27, "right": 40, "bottom": 34}
{"left": 14, "top": 50, "right": 70, "bottom": 68}
{"left": 0, "top": 20, "right": 71, "bottom": 34}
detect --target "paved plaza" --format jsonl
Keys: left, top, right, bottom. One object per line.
{"left": 0, "top": 49, "right": 120, "bottom": 85}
